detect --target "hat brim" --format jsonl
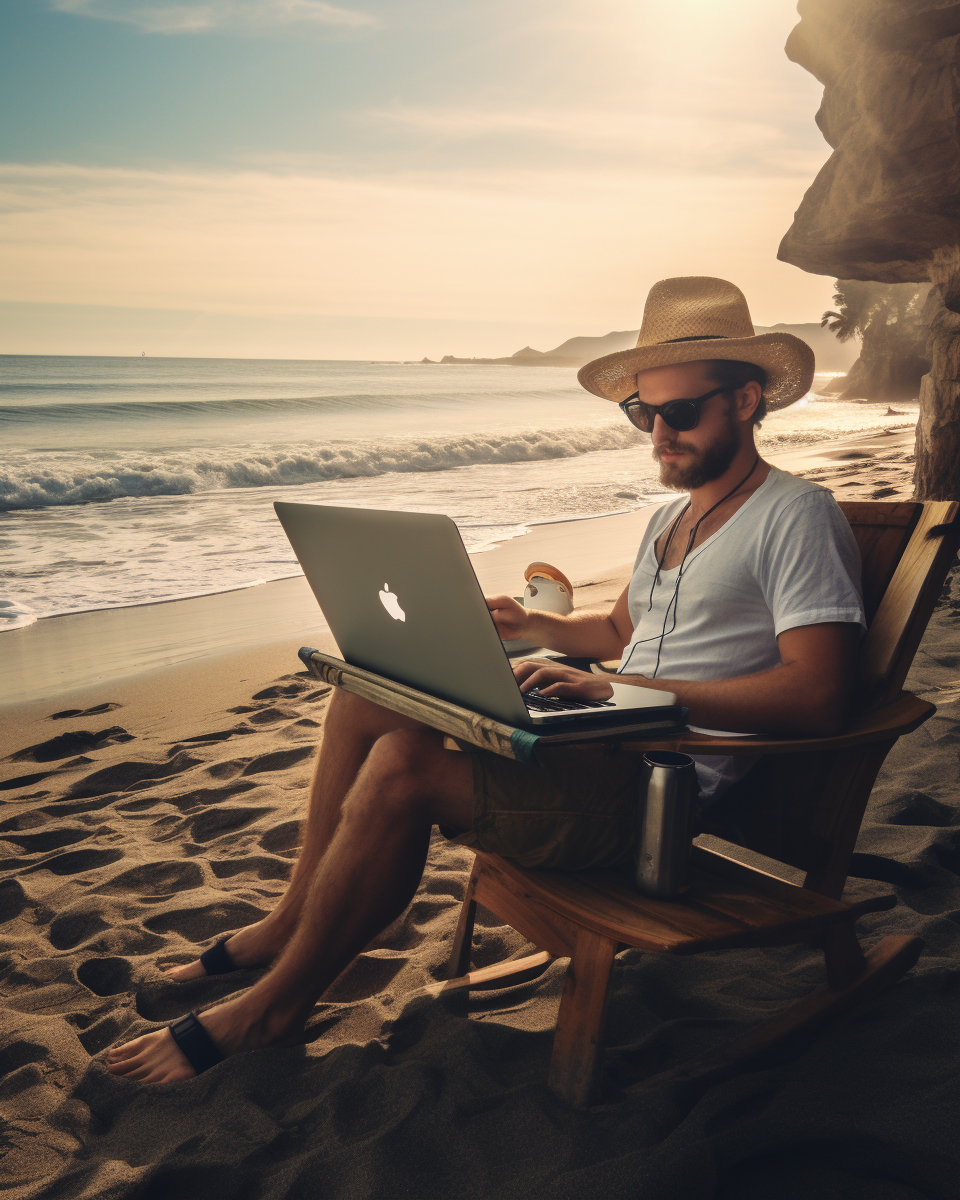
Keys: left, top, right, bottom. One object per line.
{"left": 577, "top": 332, "right": 816, "bottom": 411}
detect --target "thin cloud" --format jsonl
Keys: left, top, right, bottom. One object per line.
{"left": 367, "top": 104, "right": 826, "bottom": 179}
{"left": 51, "top": 0, "right": 377, "bottom": 34}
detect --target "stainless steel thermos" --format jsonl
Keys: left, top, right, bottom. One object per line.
{"left": 634, "top": 750, "right": 698, "bottom": 897}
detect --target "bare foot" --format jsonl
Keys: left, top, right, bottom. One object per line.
{"left": 102, "top": 997, "right": 295, "bottom": 1083}
{"left": 160, "top": 914, "right": 295, "bottom": 982}
{"left": 103, "top": 1024, "right": 205, "bottom": 1083}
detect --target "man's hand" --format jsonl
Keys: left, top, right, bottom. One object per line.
{"left": 512, "top": 660, "right": 614, "bottom": 701}
{"left": 486, "top": 594, "right": 531, "bottom": 641}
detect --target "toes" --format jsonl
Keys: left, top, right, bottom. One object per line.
{"left": 102, "top": 1027, "right": 198, "bottom": 1084}
{"left": 106, "top": 1052, "right": 147, "bottom": 1076}
{"left": 125, "top": 1062, "right": 159, "bottom": 1081}
{"left": 105, "top": 1037, "right": 145, "bottom": 1063}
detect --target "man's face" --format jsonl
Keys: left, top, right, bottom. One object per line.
{"left": 635, "top": 361, "right": 743, "bottom": 490}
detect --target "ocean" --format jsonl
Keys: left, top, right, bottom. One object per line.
{"left": 0, "top": 354, "right": 918, "bottom": 632}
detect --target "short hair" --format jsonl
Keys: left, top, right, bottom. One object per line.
{"left": 703, "top": 359, "right": 768, "bottom": 426}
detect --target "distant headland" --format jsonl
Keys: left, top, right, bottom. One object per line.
{"left": 424, "top": 323, "right": 858, "bottom": 374}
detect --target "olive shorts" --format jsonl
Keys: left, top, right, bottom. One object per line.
{"left": 444, "top": 744, "right": 644, "bottom": 871}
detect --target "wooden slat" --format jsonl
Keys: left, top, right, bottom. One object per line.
{"left": 469, "top": 850, "right": 872, "bottom": 955}
{"left": 859, "top": 501, "right": 960, "bottom": 705}
{"left": 690, "top": 843, "right": 895, "bottom": 912}
{"left": 473, "top": 857, "right": 578, "bottom": 958}
{"left": 430, "top": 951, "right": 556, "bottom": 997}
{"left": 837, "top": 502, "right": 919, "bottom": 528}
{"left": 839, "top": 501, "right": 921, "bottom": 625}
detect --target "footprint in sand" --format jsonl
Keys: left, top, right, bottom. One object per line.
{"left": 76, "top": 956, "right": 133, "bottom": 997}
{"left": 251, "top": 680, "right": 312, "bottom": 701}
{"left": 3, "top": 727, "right": 134, "bottom": 764}
{"left": 49, "top": 702, "right": 123, "bottom": 720}
{"left": 35, "top": 848, "right": 125, "bottom": 876}
{"left": 142, "top": 898, "right": 269, "bottom": 940}
{"left": 211, "top": 854, "right": 291, "bottom": 881}
{"left": 188, "top": 805, "right": 274, "bottom": 844}
{"left": 50, "top": 907, "right": 113, "bottom": 950}
{"left": 1, "top": 825, "right": 96, "bottom": 855}
{"left": 258, "top": 820, "right": 303, "bottom": 855}
{"left": 0, "top": 879, "right": 29, "bottom": 923}
{"left": 240, "top": 746, "right": 315, "bottom": 776}
{"left": 66, "top": 751, "right": 203, "bottom": 799}
{"left": 170, "top": 728, "right": 252, "bottom": 746}
{"left": 97, "top": 860, "right": 205, "bottom": 895}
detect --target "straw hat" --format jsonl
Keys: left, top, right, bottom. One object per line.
{"left": 578, "top": 276, "right": 815, "bottom": 411}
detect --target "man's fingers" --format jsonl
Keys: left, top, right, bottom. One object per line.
{"left": 539, "top": 680, "right": 614, "bottom": 700}
{"left": 512, "top": 660, "right": 545, "bottom": 682}
{"left": 515, "top": 666, "right": 565, "bottom": 691}
{"left": 513, "top": 664, "right": 614, "bottom": 700}
{"left": 537, "top": 681, "right": 579, "bottom": 696}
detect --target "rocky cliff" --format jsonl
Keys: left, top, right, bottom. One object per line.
{"left": 778, "top": 0, "right": 960, "bottom": 498}
{"left": 779, "top": 0, "right": 960, "bottom": 284}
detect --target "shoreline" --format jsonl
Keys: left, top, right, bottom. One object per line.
{"left": 0, "top": 425, "right": 916, "bottom": 727}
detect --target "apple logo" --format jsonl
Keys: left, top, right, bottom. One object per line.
{"left": 378, "top": 583, "right": 406, "bottom": 622}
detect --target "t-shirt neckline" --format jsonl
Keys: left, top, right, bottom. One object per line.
{"left": 647, "top": 464, "right": 780, "bottom": 576}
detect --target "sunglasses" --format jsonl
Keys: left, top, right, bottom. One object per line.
{"left": 618, "top": 385, "right": 731, "bottom": 434}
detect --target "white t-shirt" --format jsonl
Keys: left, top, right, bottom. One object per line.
{"left": 619, "top": 466, "right": 866, "bottom": 799}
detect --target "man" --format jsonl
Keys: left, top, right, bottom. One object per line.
{"left": 105, "top": 276, "right": 865, "bottom": 1083}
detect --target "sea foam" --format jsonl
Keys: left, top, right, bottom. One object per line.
{"left": 0, "top": 422, "right": 643, "bottom": 511}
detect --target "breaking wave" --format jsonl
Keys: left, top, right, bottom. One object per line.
{"left": 0, "top": 422, "right": 644, "bottom": 511}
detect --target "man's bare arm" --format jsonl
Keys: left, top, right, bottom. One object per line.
{"left": 486, "top": 585, "right": 634, "bottom": 659}
{"left": 513, "top": 623, "right": 861, "bottom": 737}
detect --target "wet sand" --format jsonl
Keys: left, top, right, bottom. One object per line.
{"left": 5, "top": 426, "right": 959, "bottom": 1199}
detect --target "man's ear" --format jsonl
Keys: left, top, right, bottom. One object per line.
{"left": 734, "top": 381, "right": 762, "bottom": 423}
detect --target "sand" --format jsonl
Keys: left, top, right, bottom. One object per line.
{"left": 4, "top": 428, "right": 959, "bottom": 1198}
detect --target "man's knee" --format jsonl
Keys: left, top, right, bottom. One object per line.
{"left": 367, "top": 729, "right": 439, "bottom": 784}
{"left": 341, "top": 729, "right": 441, "bottom": 819}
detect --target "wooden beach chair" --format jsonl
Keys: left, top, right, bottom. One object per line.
{"left": 301, "top": 499, "right": 960, "bottom": 1106}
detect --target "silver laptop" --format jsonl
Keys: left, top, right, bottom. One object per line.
{"left": 274, "top": 502, "right": 677, "bottom": 728}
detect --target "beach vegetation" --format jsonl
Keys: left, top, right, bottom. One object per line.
{"left": 821, "top": 280, "right": 931, "bottom": 402}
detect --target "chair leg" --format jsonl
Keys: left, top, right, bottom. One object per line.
{"left": 448, "top": 858, "right": 481, "bottom": 978}
{"left": 548, "top": 928, "right": 618, "bottom": 1107}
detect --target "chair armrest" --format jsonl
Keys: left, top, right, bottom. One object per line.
{"left": 621, "top": 691, "right": 935, "bottom": 756}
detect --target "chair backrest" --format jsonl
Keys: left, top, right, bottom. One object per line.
{"left": 706, "top": 498, "right": 960, "bottom": 898}
{"left": 851, "top": 499, "right": 960, "bottom": 708}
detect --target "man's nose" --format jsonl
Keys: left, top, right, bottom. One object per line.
{"left": 650, "top": 412, "right": 672, "bottom": 443}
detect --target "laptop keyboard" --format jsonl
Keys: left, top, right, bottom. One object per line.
{"left": 524, "top": 687, "right": 616, "bottom": 713}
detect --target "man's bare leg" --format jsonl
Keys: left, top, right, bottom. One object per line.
{"left": 162, "top": 690, "right": 432, "bottom": 980}
{"left": 106, "top": 727, "right": 475, "bottom": 1082}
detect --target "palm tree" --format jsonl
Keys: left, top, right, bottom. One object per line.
{"left": 821, "top": 281, "right": 931, "bottom": 400}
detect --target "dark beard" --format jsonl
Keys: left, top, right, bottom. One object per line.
{"left": 654, "top": 418, "right": 742, "bottom": 490}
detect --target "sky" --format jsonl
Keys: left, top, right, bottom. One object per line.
{"left": 0, "top": 0, "right": 836, "bottom": 360}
